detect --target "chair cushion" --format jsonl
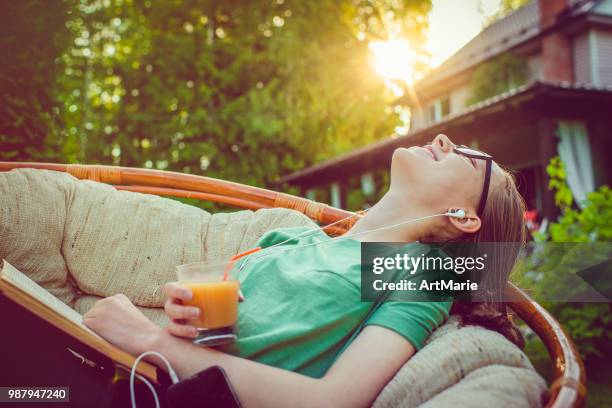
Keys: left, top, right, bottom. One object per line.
{"left": 0, "top": 168, "right": 547, "bottom": 407}
{"left": 372, "top": 317, "right": 547, "bottom": 407}
{"left": 0, "top": 169, "right": 77, "bottom": 304}
{"left": 0, "top": 168, "right": 316, "bottom": 307}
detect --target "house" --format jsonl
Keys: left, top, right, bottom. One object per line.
{"left": 279, "top": 0, "right": 612, "bottom": 221}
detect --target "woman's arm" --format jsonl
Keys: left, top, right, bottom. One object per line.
{"left": 85, "top": 293, "right": 415, "bottom": 408}
{"left": 145, "top": 324, "right": 414, "bottom": 408}
{"left": 159, "top": 282, "right": 416, "bottom": 407}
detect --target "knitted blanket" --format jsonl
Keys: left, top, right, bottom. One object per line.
{"left": 0, "top": 168, "right": 547, "bottom": 407}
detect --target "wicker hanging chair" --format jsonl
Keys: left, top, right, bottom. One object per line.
{"left": 0, "top": 162, "right": 587, "bottom": 408}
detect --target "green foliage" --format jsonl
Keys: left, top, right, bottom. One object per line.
{"left": 499, "top": 0, "right": 531, "bottom": 12}
{"left": 483, "top": 0, "right": 531, "bottom": 26}
{"left": 517, "top": 157, "right": 612, "bottom": 363}
{"left": 0, "top": 0, "right": 73, "bottom": 161}
{"left": 1, "top": 0, "right": 432, "bottom": 193}
{"left": 467, "top": 52, "right": 528, "bottom": 105}
{"left": 545, "top": 156, "right": 612, "bottom": 242}
{"left": 547, "top": 186, "right": 612, "bottom": 242}
{"left": 545, "top": 157, "right": 573, "bottom": 210}
{"left": 545, "top": 158, "right": 612, "bottom": 361}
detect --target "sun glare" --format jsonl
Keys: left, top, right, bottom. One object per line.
{"left": 368, "top": 39, "right": 415, "bottom": 83}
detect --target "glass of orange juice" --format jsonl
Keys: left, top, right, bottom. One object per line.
{"left": 176, "top": 261, "right": 240, "bottom": 347}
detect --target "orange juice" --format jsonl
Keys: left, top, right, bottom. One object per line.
{"left": 181, "top": 280, "right": 240, "bottom": 329}
{"left": 176, "top": 260, "right": 240, "bottom": 346}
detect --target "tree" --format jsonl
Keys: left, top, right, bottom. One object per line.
{"left": 7, "top": 0, "right": 431, "bottom": 190}
{"left": 482, "top": 0, "right": 531, "bottom": 26}
{"left": 0, "top": 0, "right": 73, "bottom": 161}
{"left": 499, "top": 0, "right": 531, "bottom": 14}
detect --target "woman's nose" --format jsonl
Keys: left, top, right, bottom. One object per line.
{"left": 432, "top": 134, "right": 454, "bottom": 153}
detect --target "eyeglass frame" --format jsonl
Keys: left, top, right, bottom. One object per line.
{"left": 452, "top": 145, "right": 493, "bottom": 218}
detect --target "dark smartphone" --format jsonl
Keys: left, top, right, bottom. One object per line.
{"left": 166, "top": 365, "right": 242, "bottom": 408}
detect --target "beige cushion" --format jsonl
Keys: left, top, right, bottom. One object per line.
{"left": 0, "top": 169, "right": 77, "bottom": 305}
{"left": 372, "top": 317, "right": 547, "bottom": 407}
{"left": 419, "top": 365, "right": 546, "bottom": 408}
{"left": 61, "top": 175, "right": 314, "bottom": 307}
{"left": 0, "top": 168, "right": 547, "bottom": 407}
{"left": 0, "top": 168, "right": 315, "bottom": 309}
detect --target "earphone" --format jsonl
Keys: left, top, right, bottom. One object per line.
{"left": 446, "top": 209, "right": 466, "bottom": 218}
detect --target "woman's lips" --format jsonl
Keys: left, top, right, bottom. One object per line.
{"left": 423, "top": 145, "right": 437, "bottom": 161}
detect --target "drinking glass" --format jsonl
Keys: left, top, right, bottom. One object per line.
{"left": 175, "top": 261, "right": 240, "bottom": 347}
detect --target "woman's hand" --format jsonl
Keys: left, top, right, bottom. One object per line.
{"left": 163, "top": 282, "right": 200, "bottom": 339}
{"left": 83, "top": 293, "right": 162, "bottom": 356}
{"left": 162, "top": 282, "right": 244, "bottom": 339}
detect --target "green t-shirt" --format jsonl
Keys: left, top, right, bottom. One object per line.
{"left": 218, "top": 226, "right": 452, "bottom": 378}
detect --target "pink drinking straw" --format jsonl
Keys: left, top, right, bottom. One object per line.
{"left": 222, "top": 247, "right": 262, "bottom": 280}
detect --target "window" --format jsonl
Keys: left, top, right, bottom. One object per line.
{"left": 427, "top": 94, "right": 450, "bottom": 123}
{"left": 441, "top": 96, "right": 450, "bottom": 117}
{"left": 428, "top": 104, "right": 437, "bottom": 122}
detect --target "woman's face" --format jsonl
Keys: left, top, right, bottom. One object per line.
{"left": 390, "top": 134, "right": 501, "bottom": 215}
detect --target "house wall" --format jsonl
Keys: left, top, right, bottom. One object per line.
{"left": 411, "top": 50, "right": 541, "bottom": 130}
{"left": 593, "top": 0, "right": 612, "bottom": 15}
{"left": 596, "top": 29, "right": 612, "bottom": 86}
{"left": 411, "top": 105, "right": 427, "bottom": 129}
{"left": 573, "top": 31, "right": 591, "bottom": 84}
{"left": 542, "top": 31, "right": 574, "bottom": 82}
{"left": 572, "top": 28, "right": 612, "bottom": 87}
{"left": 411, "top": 94, "right": 447, "bottom": 129}
{"left": 450, "top": 83, "right": 472, "bottom": 113}
{"left": 412, "top": 82, "right": 472, "bottom": 130}
{"left": 527, "top": 53, "right": 543, "bottom": 81}
{"left": 408, "top": 0, "right": 612, "bottom": 131}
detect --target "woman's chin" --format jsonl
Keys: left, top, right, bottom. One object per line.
{"left": 393, "top": 147, "right": 418, "bottom": 164}
{"left": 393, "top": 147, "right": 429, "bottom": 170}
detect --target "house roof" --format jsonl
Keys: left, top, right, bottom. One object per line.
{"left": 279, "top": 80, "right": 612, "bottom": 186}
{"left": 416, "top": 1, "right": 541, "bottom": 90}
{"left": 413, "top": 0, "right": 605, "bottom": 94}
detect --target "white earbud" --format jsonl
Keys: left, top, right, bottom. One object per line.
{"left": 446, "top": 209, "right": 466, "bottom": 219}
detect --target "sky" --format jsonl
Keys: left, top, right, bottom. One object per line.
{"left": 425, "top": 0, "right": 504, "bottom": 67}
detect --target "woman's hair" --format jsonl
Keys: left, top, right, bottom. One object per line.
{"left": 447, "top": 169, "right": 527, "bottom": 349}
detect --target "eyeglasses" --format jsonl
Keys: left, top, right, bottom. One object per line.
{"left": 452, "top": 145, "right": 493, "bottom": 218}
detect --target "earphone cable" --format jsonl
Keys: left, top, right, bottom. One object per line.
{"left": 131, "top": 351, "right": 180, "bottom": 408}
{"left": 237, "top": 211, "right": 456, "bottom": 271}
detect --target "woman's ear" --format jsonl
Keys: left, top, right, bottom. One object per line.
{"left": 447, "top": 209, "right": 481, "bottom": 234}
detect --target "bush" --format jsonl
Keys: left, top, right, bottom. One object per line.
{"left": 521, "top": 157, "right": 611, "bottom": 362}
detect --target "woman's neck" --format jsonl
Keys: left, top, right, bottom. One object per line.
{"left": 347, "top": 191, "right": 434, "bottom": 243}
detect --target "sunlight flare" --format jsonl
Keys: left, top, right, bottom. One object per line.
{"left": 368, "top": 39, "right": 415, "bottom": 83}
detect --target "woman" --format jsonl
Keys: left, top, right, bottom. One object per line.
{"left": 84, "top": 134, "right": 526, "bottom": 407}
